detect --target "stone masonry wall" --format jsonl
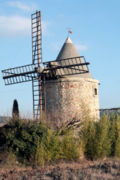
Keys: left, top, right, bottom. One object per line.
{"left": 44, "top": 77, "right": 99, "bottom": 128}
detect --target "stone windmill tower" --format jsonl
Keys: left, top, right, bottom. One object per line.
{"left": 2, "top": 11, "right": 99, "bottom": 128}
{"left": 45, "top": 36, "right": 99, "bottom": 127}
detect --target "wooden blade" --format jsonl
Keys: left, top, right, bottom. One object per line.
{"left": 43, "top": 56, "right": 90, "bottom": 78}
{"left": 32, "top": 77, "right": 45, "bottom": 119}
{"left": 31, "top": 11, "right": 42, "bottom": 65}
{"left": 2, "top": 64, "right": 38, "bottom": 85}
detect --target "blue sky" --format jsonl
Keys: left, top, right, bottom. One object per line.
{"left": 0, "top": 0, "right": 120, "bottom": 117}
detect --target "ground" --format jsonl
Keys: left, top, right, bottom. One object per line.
{"left": 0, "top": 159, "right": 120, "bottom": 180}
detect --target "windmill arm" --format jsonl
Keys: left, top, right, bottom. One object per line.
{"left": 43, "top": 56, "right": 85, "bottom": 64}
{"left": 42, "top": 56, "right": 90, "bottom": 78}
{"left": 2, "top": 63, "right": 38, "bottom": 85}
{"left": 2, "top": 70, "right": 36, "bottom": 79}
{"left": 44, "top": 62, "right": 90, "bottom": 71}
{"left": 43, "top": 56, "right": 90, "bottom": 72}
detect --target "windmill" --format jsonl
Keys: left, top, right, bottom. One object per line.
{"left": 2, "top": 10, "right": 90, "bottom": 120}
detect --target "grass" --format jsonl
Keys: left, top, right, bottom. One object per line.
{"left": 0, "top": 158, "right": 120, "bottom": 179}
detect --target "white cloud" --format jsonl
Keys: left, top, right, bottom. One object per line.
{"left": 8, "top": 1, "right": 37, "bottom": 12}
{"left": 75, "top": 43, "right": 88, "bottom": 51}
{"left": 0, "top": 15, "right": 48, "bottom": 37}
{"left": 0, "top": 16, "right": 31, "bottom": 36}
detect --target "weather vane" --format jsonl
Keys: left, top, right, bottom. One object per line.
{"left": 66, "top": 27, "right": 72, "bottom": 36}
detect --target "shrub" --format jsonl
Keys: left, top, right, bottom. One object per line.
{"left": 95, "top": 113, "right": 111, "bottom": 158}
{"left": 2, "top": 112, "right": 120, "bottom": 165}
{"left": 80, "top": 113, "right": 111, "bottom": 159}
{"left": 61, "top": 130, "right": 80, "bottom": 160}
{"left": 3, "top": 118, "right": 80, "bottom": 165}
{"left": 115, "top": 114, "right": 120, "bottom": 157}
{"left": 109, "top": 112, "right": 117, "bottom": 156}
{"left": 80, "top": 119, "right": 97, "bottom": 159}
{"left": 34, "top": 129, "right": 63, "bottom": 166}
{"left": 34, "top": 128, "right": 80, "bottom": 166}
{"left": 6, "top": 118, "right": 48, "bottom": 161}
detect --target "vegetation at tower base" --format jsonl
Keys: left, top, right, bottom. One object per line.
{"left": 1, "top": 113, "right": 120, "bottom": 166}
{"left": 114, "top": 114, "right": 120, "bottom": 157}
{"left": 12, "top": 99, "right": 19, "bottom": 118}
{"left": 82, "top": 114, "right": 111, "bottom": 159}
{"left": 0, "top": 118, "right": 79, "bottom": 166}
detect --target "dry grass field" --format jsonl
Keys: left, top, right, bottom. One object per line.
{"left": 0, "top": 158, "right": 120, "bottom": 179}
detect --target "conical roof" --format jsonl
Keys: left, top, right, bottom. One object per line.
{"left": 56, "top": 37, "right": 80, "bottom": 60}
{"left": 55, "top": 37, "right": 92, "bottom": 79}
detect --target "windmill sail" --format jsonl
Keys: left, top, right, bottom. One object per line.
{"left": 1, "top": 11, "right": 44, "bottom": 120}
{"left": 31, "top": 11, "right": 44, "bottom": 119}
{"left": 32, "top": 11, "right": 42, "bottom": 65}
{"left": 2, "top": 64, "right": 38, "bottom": 85}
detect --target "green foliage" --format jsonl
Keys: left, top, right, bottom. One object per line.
{"left": 7, "top": 147, "right": 17, "bottom": 166}
{"left": 34, "top": 129, "right": 63, "bottom": 166}
{"left": 80, "top": 113, "right": 117, "bottom": 159}
{"left": 41, "top": 129, "right": 62, "bottom": 161}
{"left": 96, "top": 114, "right": 111, "bottom": 158}
{"left": 12, "top": 99, "right": 19, "bottom": 118}
{"left": 61, "top": 131, "right": 80, "bottom": 160}
{"left": 1, "top": 112, "right": 120, "bottom": 165}
{"left": 80, "top": 119, "right": 97, "bottom": 159}
{"left": 109, "top": 112, "right": 117, "bottom": 156}
{"left": 115, "top": 115, "right": 120, "bottom": 157}
{"left": 34, "top": 128, "right": 79, "bottom": 166}
{"left": 2, "top": 118, "right": 79, "bottom": 165}
{"left": 6, "top": 118, "right": 47, "bottom": 161}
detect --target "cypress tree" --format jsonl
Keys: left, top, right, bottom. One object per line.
{"left": 12, "top": 99, "right": 19, "bottom": 118}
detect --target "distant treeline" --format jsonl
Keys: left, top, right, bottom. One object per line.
{"left": 0, "top": 116, "right": 10, "bottom": 123}
{"left": 100, "top": 108, "right": 120, "bottom": 116}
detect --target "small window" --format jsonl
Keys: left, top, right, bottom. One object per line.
{"left": 94, "top": 88, "right": 97, "bottom": 95}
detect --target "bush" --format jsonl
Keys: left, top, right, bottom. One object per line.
{"left": 61, "top": 130, "right": 80, "bottom": 160}
{"left": 80, "top": 119, "right": 97, "bottom": 159}
{"left": 109, "top": 112, "right": 117, "bottom": 156}
{"left": 95, "top": 113, "right": 111, "bottom": 158}
{"left": 2, "top": 118, "right": 80, "bottom": 165}
{"left": 115, "top": 114, "right": 120, "bottom": 157}
{"left": 2, "top": 112, "right": 120, "bottom": 165}
{"left": 80, "top": 113, "right": 114, "bottom": 159}
{"left": 34, "top": 129, "right": 63, "bottom": 166}
{"left": 34, "top": 128, "right": 80, "bottom": 166}
{"left": 6, "top": 118, "right": 48, "bottom": 161}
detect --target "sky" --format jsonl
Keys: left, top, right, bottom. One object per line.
{"left": 0, "top": 0, "right": 120, "bottom": 117}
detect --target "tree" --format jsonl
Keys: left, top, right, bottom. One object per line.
{"left": 115, "top": 114, "right": 120, "bottom": 157}
{"left": 109, "top": 112, "right": 117, "bottom": 156}
{"left": 96, "top": 113, "right": 111, "bottom": 158}
{"left": 12, "top": 99, "right": 19, "bottom": 118}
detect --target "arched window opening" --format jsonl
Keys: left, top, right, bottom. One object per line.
{"left": 94, "top": 88, "right": 97, "bottom": 95}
